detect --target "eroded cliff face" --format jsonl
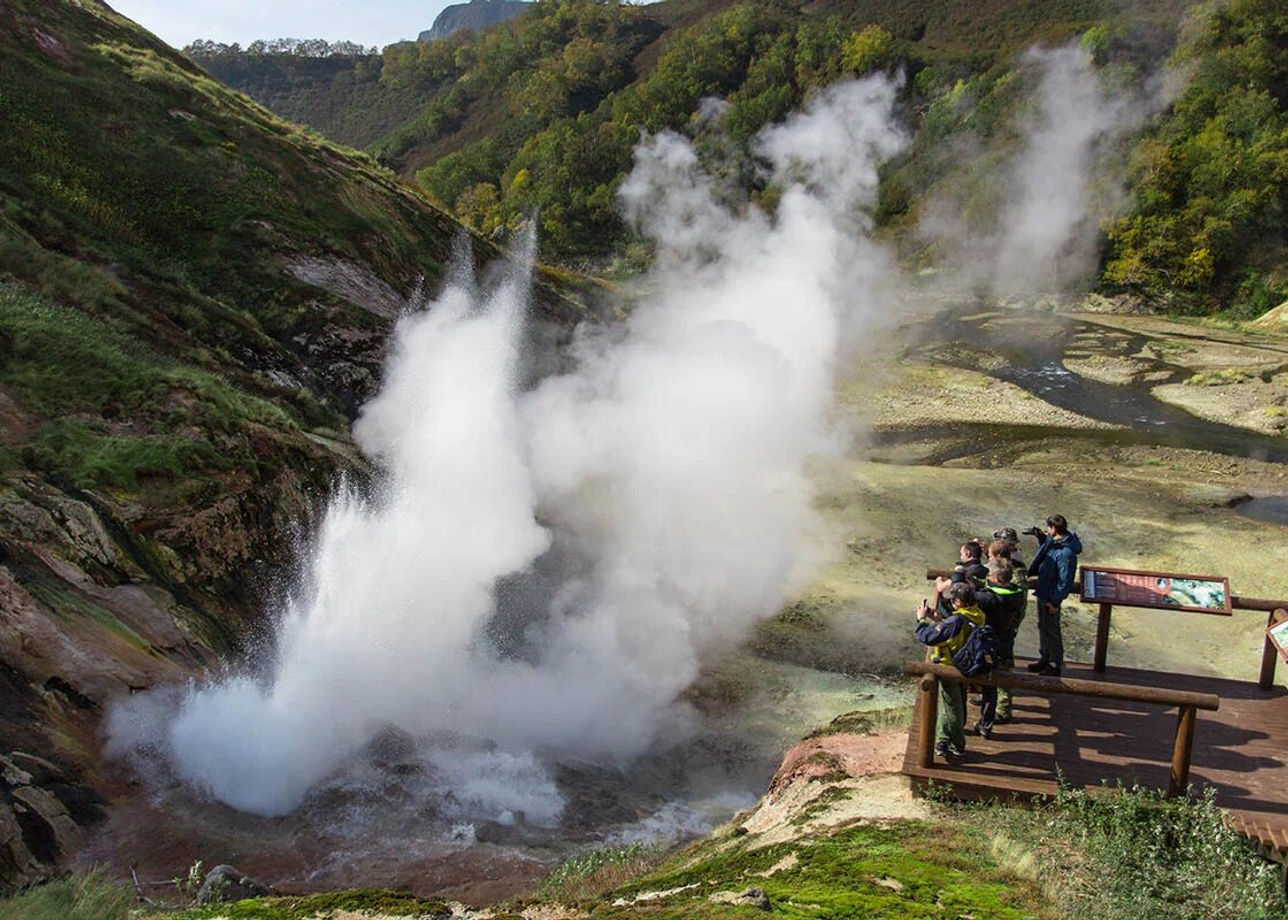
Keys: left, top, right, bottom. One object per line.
{"left": 0, "top": 426, "right": 365, "bottom": 889}
{"left": 0, "top": 0, "right": 597, "bottom": 884}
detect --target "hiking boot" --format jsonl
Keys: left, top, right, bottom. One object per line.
{"left": 1038, "top": 664, "right": 1062, "bottom": 677}
{"left": 994, "top": 714, "right": 1012, "bottom": 724}
{"left": 934, "top": 741, "right": 950, "bottom": 759}
{"left": 944, "top": 742, "right": 966, "bottom": 758}
{"left": 1026, "top": 659, "right": 1050, "bottom": 672}
{"left": 971, "top": 721, "right": 992, "bottom": 739}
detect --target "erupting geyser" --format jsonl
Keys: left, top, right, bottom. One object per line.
{"left": 108, "top": 76, "right": 909, "bottom": 819}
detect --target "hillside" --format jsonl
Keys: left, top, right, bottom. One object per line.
{"left": 192, "top": 0, "right": 1286, "bottom": 313}
{"left": 0, "top": 0, "right": 589, "bottom": 890}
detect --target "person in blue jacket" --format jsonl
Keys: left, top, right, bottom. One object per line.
{"left": 1025, "top": 514, "right": 1082, "bottom": 676}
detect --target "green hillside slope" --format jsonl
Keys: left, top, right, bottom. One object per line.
{"left": 0, "top": 0, "right": 586, "bottom": 890}
{"left": 194, "top": 0, "right": 1286, "bottom": 312}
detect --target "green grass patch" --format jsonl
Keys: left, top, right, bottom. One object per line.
{"left": 952, "top": 784, "right": 1287, "bottom": 920}
{"left": 21, "top": 419, "right": 220, "bottom": 491}
{"left": 0, "top": 283, "right": 291, "bottom": 429}
{"left": 539, "top": 841, "right": 662, "bottom": 903}
{"left": 0, "top": 282, "right": 308, "bottom": 489}
{"left": 596, "top": 821, "right": 1045, "bottom": 919}
{"left": 158, "top": 888, "right": 453, "bottom": 919}
{"left": 804, "top": 706, "right": 915, "bottom": 739}
{"left": 0, "top": 870, "right": 135, "bottom": 920}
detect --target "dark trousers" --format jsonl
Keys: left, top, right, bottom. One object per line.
{"left": 978, "top": 621, "right": 1020, "bottom": 730}
{"left": 1037, "top": 599, "right": 1063, "bottom": 668}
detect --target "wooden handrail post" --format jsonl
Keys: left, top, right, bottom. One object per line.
{"left": 1260, "top": 609, "right": 1286, "bottom": 691}
{"left": 1170, "top": 705, "right": 1197, "bottom": 797}
{"left": 1094, "top": 603, "right": 1112, "bottom": 672}
{"left": 918, "top": 676, "right": 938, "bottom": 768}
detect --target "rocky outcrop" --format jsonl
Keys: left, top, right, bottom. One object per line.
{"left": 197, "top": 864, "right": 274, "bottom": 904}
{"left": 0, "top": 751, "right": 104, "bottom": 891}
{"left": 0, "top": 426, "right": 364, "bottom": 892}
{"left": 418, "top": 0, "right": 531, "bottom": 42}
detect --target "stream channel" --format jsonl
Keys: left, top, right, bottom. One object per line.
{"left": 877, "top": 310, "right": 1288, "bottom": 468}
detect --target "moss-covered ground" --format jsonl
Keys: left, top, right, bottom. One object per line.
{"left": 6, "top": 775, "right": 1286, "bottom": 919}
{"left": 575, "top": 820, "right": 1044, "bottom": 919}
{"left": 157, "top": 889, "right": 454, "bottom": 919}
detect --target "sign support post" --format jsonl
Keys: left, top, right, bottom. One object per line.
{"left": 1094, "top": 603, "right": 1112, "bottom": 673}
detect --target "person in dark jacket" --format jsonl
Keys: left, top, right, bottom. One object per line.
{"left": 973, "top": 561, "right": 1026, "bottom": 735}
{"left": 916, "top": 582, "right": 986, "bottom": 759}
{"left": 937, "top": 541, "right": 988, "bottom": 617}
{"left": 953, "top": 540, "right": 989, "bottom": 585}
{"left": 1025, "top": 514, "right": 1083, "bottom": 677}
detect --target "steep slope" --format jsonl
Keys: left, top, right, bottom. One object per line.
{"left": 0, "top": 0, "right": 588, "bottom": 890}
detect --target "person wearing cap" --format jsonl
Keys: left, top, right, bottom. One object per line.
{"left": 916, "top": 581, "right": 986, "bottom": 759}
{"left": 1025, "top": 514, "right": 1083, "bottom": 677}
{"left": 991, "top": 527, "right": 1027, "bottom": 573}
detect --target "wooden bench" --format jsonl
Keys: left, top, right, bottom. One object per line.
{"left": 904, "top": 661, "right": 1220, "bottom": 796}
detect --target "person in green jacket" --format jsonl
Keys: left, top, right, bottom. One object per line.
{"left": 916, "top": 581, "right": 987, "bottom": 759}
{"left": 973, "top": 561, "right": 1027, "bottom": 735}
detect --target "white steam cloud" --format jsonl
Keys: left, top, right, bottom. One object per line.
{"left": 108, "top": 76, "right": 907, "bottom": 818}
{"left": 922, "top": 42, "right": 1173, "bottom": 297}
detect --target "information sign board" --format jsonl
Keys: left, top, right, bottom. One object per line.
{"left": 1267, "top": 615, "right": 1288, "bottom": 664}
{"left": 1080, "top": 566, "right": 1232, "bottom": 615}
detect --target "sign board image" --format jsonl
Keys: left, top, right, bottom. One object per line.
{"left": 1268, "top": 616, "right": 1288, "bottom": 664}
{"left": 1081, "top": 566, "right": 1232, "bottom": 615}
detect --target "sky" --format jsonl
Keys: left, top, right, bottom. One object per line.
{"left": 105, "top": 0, "right": 459, "bottom": 50}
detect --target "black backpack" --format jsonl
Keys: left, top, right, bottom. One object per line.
{"left": 951, "top": 624, "right": 1000, "bottom": 678}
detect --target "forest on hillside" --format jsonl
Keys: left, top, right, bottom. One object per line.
{"left": 191, "top": 0, "right": 1288, "bottom": 315}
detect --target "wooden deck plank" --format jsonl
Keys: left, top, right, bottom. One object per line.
{"left": 903, "top": 658, "right": 1288, "bottom": 854}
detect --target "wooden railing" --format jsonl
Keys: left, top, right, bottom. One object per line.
{"left": 925, "top": 569, "right": 1288, "bottom": 689}
{"left": 903, "top": 661, "right": 1221, "bottom": 796}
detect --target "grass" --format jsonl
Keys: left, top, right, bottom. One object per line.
{"left": 0, "top": 870, "right": 134, "bottom": 920}
{"left": 538, "top": 841, "right": 663, "bottom": 903}
{"left": 803, "top": 705, "right": 915, "bottom": 739}
{"left": 947, "top": 783, "right": 1288, "bottom": 920}
{"left": 591, "top": 820, "right": 1047, "bottom": 919}
{"left": 0, "top": 282, "right": 298, "bottom": 490}
{"left": 156, "top": 889, "right": 454, "bottom": 919}
{"left": 566, "top": 781, "right": 1287, "bottom": 919}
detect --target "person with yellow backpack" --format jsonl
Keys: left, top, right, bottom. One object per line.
{"left": 916, "top": 581, "right": 987, "bottom": 760}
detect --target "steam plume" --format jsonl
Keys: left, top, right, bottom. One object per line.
{"left": 108, "top": 77, "right": 907, "bottom": 818}
{"left": 921, "top": 41, "right": 1173, "bottom": 297}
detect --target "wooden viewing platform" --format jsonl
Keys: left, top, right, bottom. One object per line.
{"left": 902, "top": 658, "right": 1288, "bottom": 856}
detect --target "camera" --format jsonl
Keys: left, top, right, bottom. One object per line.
{"left": 1022, "top": 526, "right": 1042, "bottom": 537}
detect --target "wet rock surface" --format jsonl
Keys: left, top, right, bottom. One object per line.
{"left": 196, "top": 863, "right": 274, "bottom": 904}
{"left": 0, "top": 750, "right": 104, "bottom": 891}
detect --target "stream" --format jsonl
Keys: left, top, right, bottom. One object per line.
{"left": 876, "top": 310, "right": 1288, "bottom": 466}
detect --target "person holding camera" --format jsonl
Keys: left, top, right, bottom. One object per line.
{"left": 916, "top": 582, "right": 986, "bottom": 759}
{"left": 1024, "top": 514, "right": 1082, "bottom": 677}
